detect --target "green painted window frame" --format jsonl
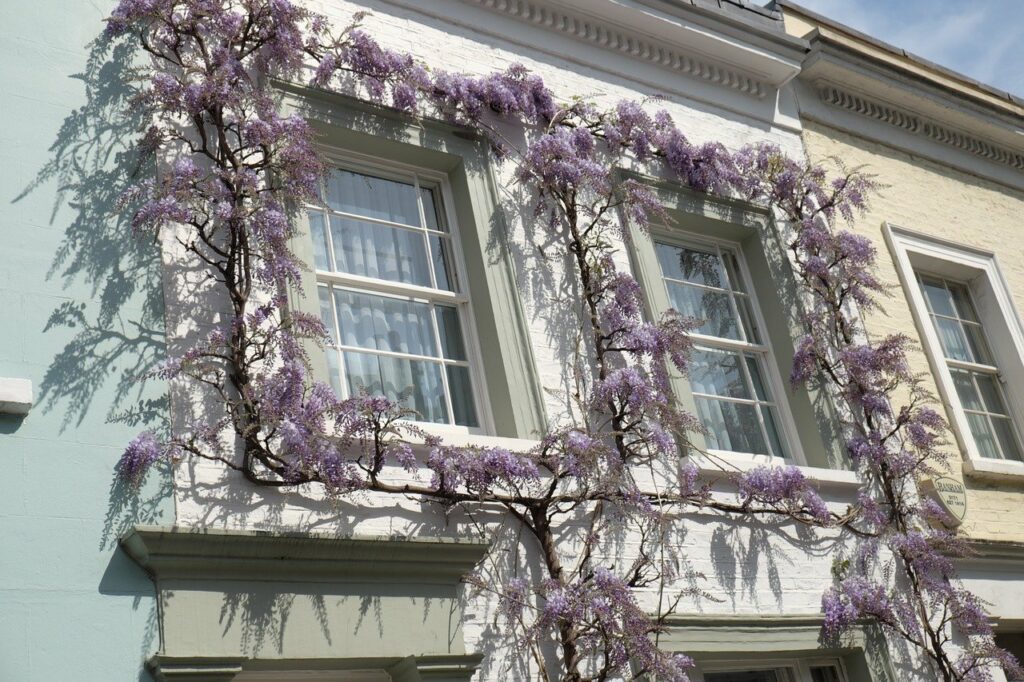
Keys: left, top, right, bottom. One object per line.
{"left": 626, "top": 177, "right": 847, "bottom": 469}
{"left": 659, "top": 616, "right": 897, "bottom": 682}
{"left": 276, "top": 83, "right": 547, "bottom": 439}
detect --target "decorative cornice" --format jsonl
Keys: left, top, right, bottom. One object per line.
{"left": 818, "top": 83, "right": 1024, "bottom": 172}
{"left": 120, "top": 525, "right": 490, "bottom": 584}
{"left": 462, "top": 0, "right": 770, "bottom": 98}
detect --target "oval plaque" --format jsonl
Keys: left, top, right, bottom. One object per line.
{"left": 929, "top": 476, "right": 967, "bottom": 526}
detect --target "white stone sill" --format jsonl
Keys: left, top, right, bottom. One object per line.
{"left": 963, "top": 457, "right": 1024, "bottom": 483}
{"left": 692, "top": 452, "right": 861, "bottom": 491}
{"left": 402, "top": 422, "right": 538, "bottom": 453}
{"left": 407, "top": 424, "right": 861, "bottom": 491}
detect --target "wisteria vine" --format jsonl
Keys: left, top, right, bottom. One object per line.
{"left": 105, "top": 1, "right": 1019, "bottom": 680}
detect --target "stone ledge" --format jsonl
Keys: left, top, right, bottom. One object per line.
{"left": 147, "top": 655, "right": 484, "bottom": 682}
{"left": 963, "top": 458, "right": 1024, "bottom": 484}
{"left": 121, "top": 525, "right": 490, "bottom": 584}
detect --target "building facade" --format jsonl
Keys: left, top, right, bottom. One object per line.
{"left": 0, "top": 1, "right": 1021, "bottom": 681}
{"left": 778, "top": 3, "right": 1024, "bottom": 679}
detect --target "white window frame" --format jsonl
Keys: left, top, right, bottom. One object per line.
{"left": 694, "top": 656, "right": 849, "bottom": 682}
{"left": 650, "top": 229, "right": 807, "bottom": 466}
{"left": 884, "top": 223, "right": 1024, "bottom": 480}
{"left": 305, "top": 148, "right": 495, "bottom": 437}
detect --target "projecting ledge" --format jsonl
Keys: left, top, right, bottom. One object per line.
{"left": 120, "top": 525, "right": 490, "bottom": 584}
{"left": 147, "top": 655, "right": 483, "bottom": 682}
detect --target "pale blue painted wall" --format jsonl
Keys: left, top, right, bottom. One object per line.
{"left": 0, "top": 2, "right": 173, "bottom": 680}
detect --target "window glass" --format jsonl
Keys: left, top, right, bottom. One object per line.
{"left": 994, "top": 632, "right": 1024, "bottom": 681}
{"left": 655, "top": 241, "right": 788, "bottom": 458}
{"left": 918, "top": 274, "right": 1022, "bottom": 461}
{"left": 705, "top": 671, "right": 781, "bottom": 682}
{"left": 309, "top": 166, "right": 479, "bottom": 428}
{"left": 809, "top": 666, "right": 843, "bottom": 682}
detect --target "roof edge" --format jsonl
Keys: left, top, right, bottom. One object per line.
{"left": 773, "top": 0, "right": 1023, "bottom": 115}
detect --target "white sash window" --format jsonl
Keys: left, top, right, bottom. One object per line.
{"left": 654, "top": 239, "right": 790, "bottom": 458}
{"left": 306, "top": 163, "right": 481, "bottom": 428}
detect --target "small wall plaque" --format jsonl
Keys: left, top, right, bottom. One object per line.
{"left": 927, "top": 476, "right": 968, "bottom": 526}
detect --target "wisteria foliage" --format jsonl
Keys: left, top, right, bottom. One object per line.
{"left": 105, "top": 1, "right": 1019, "bottom": 680}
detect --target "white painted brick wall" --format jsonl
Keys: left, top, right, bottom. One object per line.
{"left": 167, "top": 1, "right": 916, "bottom": 678}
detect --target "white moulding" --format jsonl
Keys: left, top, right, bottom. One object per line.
{"left": 0, "top": 378, "right": 33, "bottom": 415}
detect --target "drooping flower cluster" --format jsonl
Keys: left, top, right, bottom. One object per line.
{"left": 528, "top": 569, "right": 696, "bottom": 681}
{"left": 104, "top": 1, "right": 1018, "bottom": 680}
{"left": 737, "top": 466, "right": 831, "bottom": 523}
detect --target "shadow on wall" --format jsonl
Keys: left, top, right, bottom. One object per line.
{"left": 13, "top": 34, "right": 172, "bottom": 539}
{"left": 11, "top": 32, "right": 173, "bottom": 677}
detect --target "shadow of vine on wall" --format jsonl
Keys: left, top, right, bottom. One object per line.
{"left": 12, "top": 35, "right": 171, "bottom": 674}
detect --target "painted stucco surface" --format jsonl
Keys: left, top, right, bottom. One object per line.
{"left": 801, "top": 121, "right": 1024, "bottom": 544}
{"left": 0, "top": 1, "right": 173, "bottom": 680}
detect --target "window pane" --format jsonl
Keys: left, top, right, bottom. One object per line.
{"left": 952, "top": 369, "right": 984, "bottom": 411}
{"left": 430, "top": 234, "right": 457, "bottom": 292}
{"left": 736, "top": 295, "right": 761, "bottom": 344}
{"left": 421, "top": 186, "right": 446, "bottom": 231}
{"left": 325, "top": 347, "right": 342, "bottom": 396}
{"left": 309, "top": 211, "right": 330, "bottom": 270}
{"left": 705, "top": 671, "right": 781, "bottom": 682}
{"left": 696, "top": 397, "right": 769, "bottom": 455}
{"left": 318, "top": 285, "right": 336, "bottom": 343}
{"left": 330, "top": 215, "right": 431, "bottom": 287}
{"left": 326, "top": 169, "right": 420, "bottom": 226}
{"left": 934, "top": 316, "right": 971, "bottom": 361}
{"left": 921, "top": 277, "right": 956, "bottom": 317}
{"left": 992, "top": 418, "right": 1023, "bottom": 461}
{"left": 447, "top": 365, "right": 478, "bottom": 428}
{"left": 690, "top": 348, "right": 749, "bottom": 399}
{"left": 666, "top": 282, "right": 740, "bottom": 340}
{"left": 974, "top": 373, "right": 1009, "bottom": 414}
{"left": 745, "top": 354, "right": 770, "bottom": 401}
{"left": 437, "top": 306, "right": 467, "bottom": 360}
{"left": 962, "top": 323, "right": 993, "bottom": 364}
{"left": 656, "top": 243, "right": 729, "bottom": 289}
{"left": 343, "top": 351, "right": 448, "bottom": 423}
{"left": 810, "top": 666, "right": 843, "bottom": 682}
{"left": 967, "top": 413, "right": 1001, "bottom": 459}
{"left": 722, "top": 250, "right": 746, "bottom": 292}
{"left": 762, "top": 405, "right": 787, "bottom": 458}
{"left": 334, "top": 290, "right": 437, "bottom": 357}
{"left": 948, "top": 282, "right": 979, "bottom": 321}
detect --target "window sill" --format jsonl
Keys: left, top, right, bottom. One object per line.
{"left": 692, "top": 452, "right": 862, "bottom": 491}
{"left": 399, "top": 429, "right": 862, "bottom": 491}
{"left": 402, "top": 421, "right": 539, "bottom": 454}
{"left": 963, "top": 457, "right": 1024, "bottom": 482}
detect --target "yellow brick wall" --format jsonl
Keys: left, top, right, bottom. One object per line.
{"left": 801, "top": 121, "right": 1024, "bottom": 542}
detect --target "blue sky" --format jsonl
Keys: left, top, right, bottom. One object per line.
{"left": 780, "top": 0, "right": 1023, "bottom": 97}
